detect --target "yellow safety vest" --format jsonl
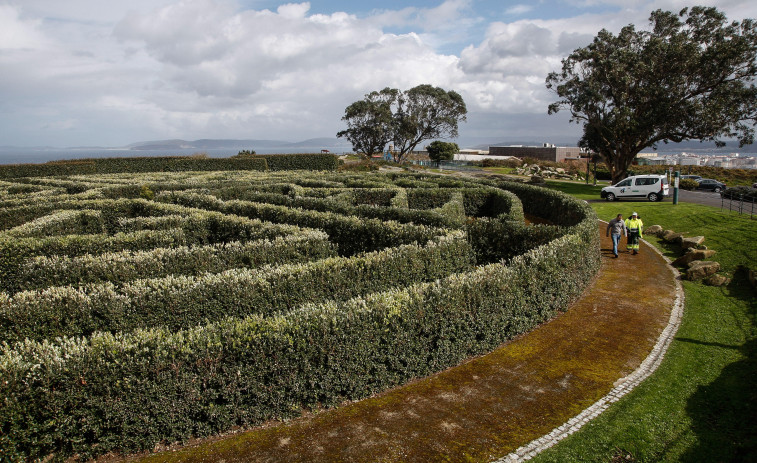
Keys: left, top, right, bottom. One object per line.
{"left": 625, "top": 218, "right": 643, "bottom": 236}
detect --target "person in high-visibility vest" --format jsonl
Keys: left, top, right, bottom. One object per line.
{"left": 625, "top": 212, "right": 643, "bottom": 255}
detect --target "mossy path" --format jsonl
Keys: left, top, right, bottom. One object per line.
{"left": 126, "top": 224, "right": 676, "bottom": 463}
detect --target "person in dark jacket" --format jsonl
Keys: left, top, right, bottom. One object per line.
{"left": 606, "top": 213, "right": 626, "bottom": 258}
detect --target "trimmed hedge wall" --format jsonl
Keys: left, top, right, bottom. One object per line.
{"left": 0, "top": 232, "right": 597, "bottom": 461}
{"left": 0, "top": 156, "right": 269, "bottom": 178}
{"left": 14, "top": 232, "right": 336, "bottom": 292}
{"left": 157, "top": 192, "right": 448, "bottom": 256}
{"left": 0, "top": 232, "right": 472, "bottom": 344}
{"left": 0, "top": 170, "right": 600, "bottom": 462}
{"left": 257, "top": 153, "right": 340, "bottom": 171}
{"left": 0, "top": 205, "right": 309, "bottom": 293}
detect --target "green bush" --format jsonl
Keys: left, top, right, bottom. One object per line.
{"left": 0, "top": 232, "right": 473, "bottom": 344}
{"left": 0, "top": 170, "right": 600, "bottom": 461}
{"left": 679, "top": 178, "right": 700, "bottom": 190}
{"left": 259, "top": 154, "right": 340, "bottom": 171}
{"left": 0, "top": 156, "right": 270, "bottom": 178}
{"left": 0, "top": 230, "right": 597, "bottom": 462}
{"left": 157, "top": 191, "right": 447, "bottom": 256}
{"left": 721, "top": 185, "right": 757, "bottom": 200}
{"left": 15, "top": 232, "right": 337, "bottom": 291}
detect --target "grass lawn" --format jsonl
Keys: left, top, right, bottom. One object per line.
{"left": 530, "top": 182, "right": 757, "bottom": 462}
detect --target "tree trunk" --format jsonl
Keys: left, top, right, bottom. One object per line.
{"left": 609, "top": 149, "right": 632, "bottom": 184}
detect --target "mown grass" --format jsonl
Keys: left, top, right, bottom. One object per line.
{"left": 532, "top": 182, "right": 757, "bottom": 462}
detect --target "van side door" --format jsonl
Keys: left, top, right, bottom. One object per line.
{"left": 614, "top": 178, "right": 633, "bottom": 198}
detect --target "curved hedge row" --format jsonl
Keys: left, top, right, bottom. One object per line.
{"left": 0, "top": 170, "right": 599, "bottom": 462}
{"left": 14, "top": 232, "right": 336, "bottom": 291}
{"left": 0, "top": 232, "right": 471, "bottom": 344}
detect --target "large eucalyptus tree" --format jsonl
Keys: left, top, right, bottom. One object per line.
{"left": 547, "top": 6, "right": 757, "bottom": 183}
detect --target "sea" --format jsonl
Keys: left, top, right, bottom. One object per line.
{"left": 0, "top": 147, "right": 353, "bottom": 166}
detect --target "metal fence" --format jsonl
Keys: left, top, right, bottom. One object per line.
{"left": 721, "top": 193, "right": 756, "bottom": 218}
{"left": 411, "top": 160, "right": 481, "bottom": 171}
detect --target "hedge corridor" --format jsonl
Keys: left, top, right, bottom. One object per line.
{"left": 0, "top": 160, "right": 599, "bottom": 462}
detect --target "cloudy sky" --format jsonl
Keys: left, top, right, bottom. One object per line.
{"left": 1, "top": 0, "right": 756, "bottom": 148}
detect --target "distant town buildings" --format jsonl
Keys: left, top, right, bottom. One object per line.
{"left": 636, "top": 152, "right": 757, "bottom": 169}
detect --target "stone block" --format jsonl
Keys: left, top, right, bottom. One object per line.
{"left": 687, "top": 261, "right": 721, "bottom": 281}
{"left": 672, "top": 249, "right": 717, "bottom": 267}
{"left": 681, "top": 236, "right": 705, "bottom": 249}
{"left": 646, "top": 225, "right": 663, "bottom": 236}
{"left": 704, "top": 274, "right": 730, "bottom": 287}
{"left": 663, "top": 231, "right": 684, "bottom": 243}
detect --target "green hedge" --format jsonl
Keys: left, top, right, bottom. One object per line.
{"left": 0, "top": 229, "right": 188, "bottom": 293}
{"left": 256, "top": 154, "right": 340, "bottom": 171}
{"left": 0, "top": 232, "right": 472, "bottom": 344}
{"left": 0, "top": 229, "right": 597, "bottom": 462}
{"left": 3, "top": 210, "right": 105, "bottom": 238}
{"left": 14, "top": 232, "right": 336, "bottom": 292}
{"left": 0, "top": 209, "right": 306, "bottom": 293}
{"left": 0, "top": 172, "right": 600, "bottom": 462}
{"left": 0, "top": 156, "right": 270, "bottom": 178}
{"left": 157, "top": 192, "right": 447, "bottom": 256}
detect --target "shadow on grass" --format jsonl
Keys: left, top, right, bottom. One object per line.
{"left": 679, "top": 268, "right": 757, "bottom": 462}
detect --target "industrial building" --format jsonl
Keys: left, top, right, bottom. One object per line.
{"left": 488, "top": 144, "right": 583, "bottom": 162}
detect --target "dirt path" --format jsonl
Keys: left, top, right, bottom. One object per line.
{"left": 131, "top": 225, "right": 676, "bottom": 463}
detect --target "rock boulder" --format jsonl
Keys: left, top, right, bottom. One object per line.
{"left": 663, "top": 231, "right": 684, "bottom": 243}
{"left": 681, "top": 236, "right": 705, "bottom": 249}
{"left": 671, "top": 249, "right": 717, "bottom": 267}
{"left": 687, "top": 261, "right": 721, "bottom": 281}
{"left": 704, "top": 274, "right": 730, "bottom": 287}
{"left": 646, "top": 225, "right": 663, "bottom": 236}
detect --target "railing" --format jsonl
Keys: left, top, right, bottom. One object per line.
{"left": 721, "top": 193, "right": 756, "bottom": 218}
{"left": 411, "top": 160, "right": 481, "bottom": 171}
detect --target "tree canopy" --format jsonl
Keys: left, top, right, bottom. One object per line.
{"left": 426, "top": 140, "right": 459, "bottom": 162}
{"left": 337, "top": 85, "right": 467, "bottom": 163}
{"left": 546, "top": 6, "right": 757, "bottom": 184}
{"left": 336, "top": 88, "right": 397, "bottom": 158}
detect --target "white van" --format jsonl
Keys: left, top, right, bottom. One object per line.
{"left": 600, "top": 175, "right": 669, "bottom": 202}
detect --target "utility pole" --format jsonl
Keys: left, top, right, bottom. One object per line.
{"left": 673, "top": 170, "right": 680, "bottom": 205}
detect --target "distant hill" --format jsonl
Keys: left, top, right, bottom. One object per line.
{"left": 126, "top": 138, "right": 351, "bottom": 151}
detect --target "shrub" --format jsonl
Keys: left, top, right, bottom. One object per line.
{"left": 0, "top": 232, "right": 473, "bottom": 343}
{"left": 0, "top": 170, "right": 600, "bottom": 461}
{"left": 259, "top": 154, "right": 340, "bottom": 171}
{"left": 0, "top": 156, "right": 269, "bottom": 178}
{"left": 679, "top": 178, "right": 700, "bottom": 190}
{"left": 0, "top": 230, "right": 598, "bottom": 461}
{"left": 14, "top": 232, "right": 337, "bottom": 291}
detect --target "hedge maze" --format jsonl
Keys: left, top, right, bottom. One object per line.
{"left": 0, "top": 158, "right": 600, "bottom": 461}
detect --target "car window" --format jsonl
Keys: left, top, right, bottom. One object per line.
{"left": 616, "top": 179, "right": 632, "bottom": 187}
{"left": 635, "top": 178, "right": 659, "bottom": 186}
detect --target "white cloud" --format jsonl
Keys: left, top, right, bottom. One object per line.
{"left": 2, "top": 0, "right": 757, "bottom": 148}
{"left": 505, "top": 4, "right": 534, "bottom": 16}
{"left": 0, "top": 5, "right": 48, "bottom": 50}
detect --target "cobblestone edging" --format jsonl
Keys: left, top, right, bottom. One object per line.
{"left": 493, "top": 235, "right": 686, "bottom": 463}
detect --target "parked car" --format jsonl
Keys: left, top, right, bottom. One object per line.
{"left": 695, "top": 178, "right": 727, "bottom": 193}
{"left": 600, "top": 175, "right": 669, "bottom": 202}
{"left": 680, "top": 174, "right": 702, "bottom": 181}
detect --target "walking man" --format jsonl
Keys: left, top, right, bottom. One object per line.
{"left": 606, "top": 213, "right": 626, "bottom": 258}
{"left": 625, "top": 212, "right": 644, "bottom": 255}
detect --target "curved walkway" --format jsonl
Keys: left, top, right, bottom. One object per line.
{"left": 130, "top": 225, "right": 680, "bottom": 463}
